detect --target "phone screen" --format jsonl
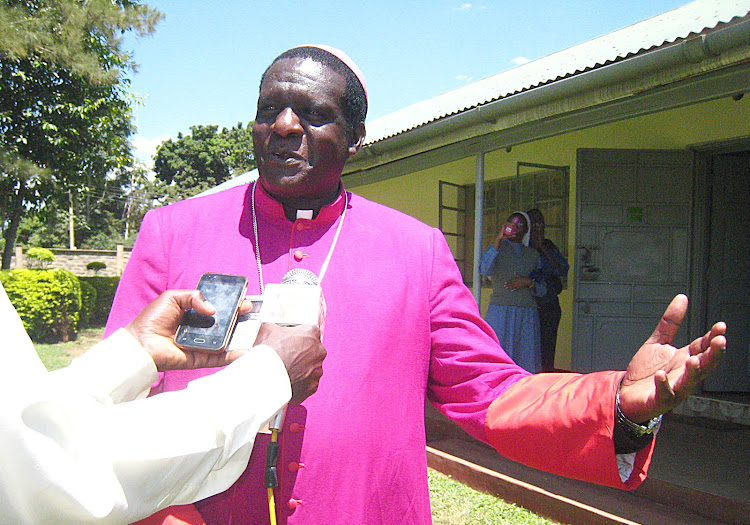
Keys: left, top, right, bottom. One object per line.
{"left": 175, "top": 273, "right": 248, "bottom": 352}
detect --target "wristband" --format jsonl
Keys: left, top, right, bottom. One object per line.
{"left": 615, "top": 389, "right": 662, "bottom": 437}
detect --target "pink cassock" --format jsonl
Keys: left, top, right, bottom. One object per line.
{"left": 106, "top": 183, "right": 653, "bottom": 525}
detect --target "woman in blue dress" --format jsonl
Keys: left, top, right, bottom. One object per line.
{"left": 480, "top": 211, "right": 546, "bottom": 373}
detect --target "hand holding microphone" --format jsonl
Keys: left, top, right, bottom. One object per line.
{"left": 254, "top": 323, "right": 325, "bottom": 403}
{"left": 255, "top": 268, "right": 328, "bottom": 500}
{"left": 257, "top": 268, "right": 327, "bottom": 404}
{"left": 222, "top": 269, "right": 328, "bottom": 404}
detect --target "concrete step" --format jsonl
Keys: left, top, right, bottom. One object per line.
{"left": 426, "top": 439, "right": 747, "bottom": 525}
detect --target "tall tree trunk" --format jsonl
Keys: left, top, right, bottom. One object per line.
{"left": 1, "top": 182, "right": 26, "bottom": 269}
{"left": 68, "top": 190, "right": 76, "bottom": 250}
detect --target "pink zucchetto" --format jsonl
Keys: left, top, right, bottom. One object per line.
{"left": 294, "top": 44, "right": 367, "bottom": 100}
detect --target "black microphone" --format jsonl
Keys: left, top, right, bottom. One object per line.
{"left": 262, "top": 268, "right": 326, "bottom": 492}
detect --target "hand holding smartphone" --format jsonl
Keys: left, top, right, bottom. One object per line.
{"left": 175, "top": 273, "right": 248, "bottom": 352}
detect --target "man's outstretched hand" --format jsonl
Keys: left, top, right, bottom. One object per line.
{"left": 619, "top": 294, "right": 726, "bottom": 423}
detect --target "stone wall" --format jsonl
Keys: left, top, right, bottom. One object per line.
{"left": 10, "top": 245, "right": 131, "bottom": 277}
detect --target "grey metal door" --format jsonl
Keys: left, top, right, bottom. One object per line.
{"left": 703, "top": 153, "right": 750, "bottom": 392}
{"left": 573, "top": 149, "right": 693, "bottom": 372}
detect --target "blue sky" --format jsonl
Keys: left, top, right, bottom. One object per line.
{"left": 125, "top": 0, "right": 689, "bottom": 164}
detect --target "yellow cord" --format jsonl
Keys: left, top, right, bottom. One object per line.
{"left": 267, "top": 487, "right": 277, "bottom": 525}
{"left": 267, "top": 428, "right": 279, "bottom": 525}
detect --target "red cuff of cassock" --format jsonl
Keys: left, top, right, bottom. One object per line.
{"left": 131, "top": 504, "right": 206, "bottom": 525}
{"left": 484, "top": 370, "right": 655, "bottom": 490}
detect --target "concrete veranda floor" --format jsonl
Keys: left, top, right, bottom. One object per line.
{"left": 426, "top": 410, "right": 750, "bottom": 525}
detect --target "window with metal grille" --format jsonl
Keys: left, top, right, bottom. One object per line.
{"left": 439, "top": 162, "right": 569, "bottom": 286}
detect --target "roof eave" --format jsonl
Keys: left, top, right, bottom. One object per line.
{"left": 345, "top": 17, "right": 750, "bottom": 177}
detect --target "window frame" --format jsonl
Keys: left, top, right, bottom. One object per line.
{"left": 439, "top": 162, "right": 569, "bottom": 286}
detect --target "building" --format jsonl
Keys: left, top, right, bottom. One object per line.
{"left": 343, "top": 0, "right": 750, "bottom": 410}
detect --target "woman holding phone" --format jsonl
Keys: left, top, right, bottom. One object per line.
{"left": 479, "top": 211, "right": 546, "bottom": 373}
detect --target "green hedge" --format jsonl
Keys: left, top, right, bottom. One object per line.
{"left": 0, "top": 269, "right": 81, "bottom": 343}
{"left": 79, "top": 276, "right": 120, "bottom": 327}
{"left": 78, "top": 280, "right": 98, "bottom": 328}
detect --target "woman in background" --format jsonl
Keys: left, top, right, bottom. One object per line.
{"left": 480, "top": 211, "right": 546, "bottom": 373}
{"left": 527, "top": 208, "right": 570, "bottom": 372}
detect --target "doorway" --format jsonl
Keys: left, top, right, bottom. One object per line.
{"left": 701, "top": 148, "right": 750, "bottom": 393}
{"left": 574, "top": 146, "right": 750, "bottom": 394}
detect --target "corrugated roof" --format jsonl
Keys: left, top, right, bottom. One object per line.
{"left": 364, "top": 0, "right": 750, "bottom": 145}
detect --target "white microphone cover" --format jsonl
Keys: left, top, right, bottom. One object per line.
{"left": 260, "top": 270, "right": 326, "bottom": 334}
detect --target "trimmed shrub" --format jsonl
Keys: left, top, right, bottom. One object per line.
{"left": 25, "top": 247, "right": 55, "bottom": 269}
{"left": 86, "top": 261, "right": 107, "bottom": 274}
{"left": 78, "top": 279, "right": 98, "bottom": 328}
{"left": 79, "top": 276, "right": 120, "bottom": 326}
{"left": 0, "top": 269, "right": 81, "bottom": 343}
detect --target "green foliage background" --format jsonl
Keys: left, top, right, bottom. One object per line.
{"left": 79, "top": 276, "right": 119, "bottom": 326}
{"left": 78, "top": 279, "right": 98, "bottom": 328}
{"left": 1, "top": 268, "right": 81, "bottom": 342}
{"left": 0, "top": 270, "right": 118, "bottom": 341}
{"left": 154, "top": 123, "right": 256, "bottom": 201}
{"left": 0, "top": 0, "right": 163, "bottom": 266}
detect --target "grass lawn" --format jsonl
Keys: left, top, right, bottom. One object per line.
{"left": 34, "top": 331, "right": 556, "bottom": 524}
{"left": 35, "top": 327, "right": 105, "bottom": 371}
{"left": 429, "top": 469, "right": 557, "bottom": 525}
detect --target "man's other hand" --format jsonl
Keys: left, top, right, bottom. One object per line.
{"left": 254, "top": 323, "right": 326, "bottom": 403}
{"left": 619, "top": 294, "right": 726, "bottom": 422}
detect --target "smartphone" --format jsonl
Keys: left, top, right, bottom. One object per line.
{"left": 175, "top": 273, "right": 248, "bottom": 352}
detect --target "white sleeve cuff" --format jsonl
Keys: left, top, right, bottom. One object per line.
{"left": 616, "top": 452, "right": 636, "bottom": 482}
{"left": 50, "top": 329, "right": 157, "bottom": 404}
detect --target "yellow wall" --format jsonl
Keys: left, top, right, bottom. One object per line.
{"left": 352, "top": 94, "right": 750, "bottom": 370}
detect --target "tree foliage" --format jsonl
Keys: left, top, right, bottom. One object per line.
{"left": 0, "top": 268, "right": 81, "bottom": 342}
{"left": 0, "top": 0, "right": 161, "bottom": 82}
{"left": 153, "top": 123, "right": 256, "bottom": 201}
{"left": 25, "top": 246, "right": 55, "bottom": 268}
{"left": 0, "top": 0, "right": 163, "bottom": 267}
{"left": 17, "top": 163, "right": 165, "bottom": 249}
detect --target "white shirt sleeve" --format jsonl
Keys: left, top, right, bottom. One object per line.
{"left": 616, "top": 452, "right": 637, "bottom": 482}
{"left": 0, "top": 284, "right": 291, "bottom": 525}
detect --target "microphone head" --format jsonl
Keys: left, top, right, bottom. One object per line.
{"left": 281, "top": 268, "right": 320, "bottom": 286}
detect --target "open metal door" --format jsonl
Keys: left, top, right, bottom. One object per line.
{"left": 573, "top": 149, "right": 693, "bottom": 372}
{"left": 703, "top": 152, "right": 750, "bottom": 392}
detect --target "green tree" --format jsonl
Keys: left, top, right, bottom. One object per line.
{"left": 153, "top": 123, "right": 255, "bottom": 201}
{"left": 117, "top": 164, "right": 166, "bottom": 242}
{"left": 0, "top": 148, "right": 51, "bottom": 257}
{"left": 17, "top": 163, "right": 165, "bottom": 249}
{"left": 82, "top": 163, "right": 165, "bottom": 247}
{"left": 0, "top": 0, "right": 160, "bottom": 82}
{"left": 0, "top": 0, "right": 163, "bottom": 268}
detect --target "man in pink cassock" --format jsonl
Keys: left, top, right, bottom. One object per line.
{"left": 105, "top": 46, "right": 726, "bottom": 525}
